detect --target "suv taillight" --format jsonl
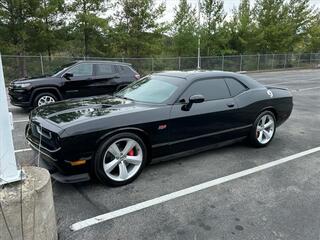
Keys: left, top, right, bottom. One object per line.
{"left": 134, "top": 74, "right": 140, "bottom": 80}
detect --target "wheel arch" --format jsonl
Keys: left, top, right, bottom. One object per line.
{"left": 31, "top": 87, "right": 63, "bottom": 103}
{"left": 258, "top": 106, "right": 278, "bottom": 121}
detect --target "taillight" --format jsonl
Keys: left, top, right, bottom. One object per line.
{"left": 134, "top": 74, "right": 140, "bottom": 80}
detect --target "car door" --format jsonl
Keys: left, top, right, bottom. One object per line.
{"left": 92, "top": 63, "right": 119, "bottom": 95}
{"left": 62, "top": 63, "right": 94, "bottom": 98}
{"left": 169, "top": 78, "right": 239, "bottom": 153}
{"left": 224, "top": 77, "right": 252, "bottom": 127}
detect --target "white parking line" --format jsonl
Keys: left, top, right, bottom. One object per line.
{"left": 14, "top": 148, "right": 32, "bottom": 153}
{"left": 13, "top": 119, "right": 29, "bottom": 123}
{"left": 292, "top": 86, "right": 320, "bottom": 92}
{"left": 262, "top": 78, "right": 320, "bottom": 86}
{"left": 70, "top": 146, "right": 320, "bottom": 231}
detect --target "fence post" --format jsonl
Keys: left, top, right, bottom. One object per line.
{"left": 178, "top": 56, "right": 181, "bottom": 70}
{"left": 221, "top": 55, "right": 224, "bottom": 71}
{"left": 151, "top": 58, "right": 154, "bottom": 72}
{"left": 297, "top": 53, "right": 300, "bottom": 68}
{"left": 0, "top": 54, "right": 24, "bottom": 185}
{"left": 284, "top": 53, "right": 287, "bottom": 69}
{"left": 122, "top": 57, "right": 125, "bottom": 62}
{"left": 240, "top": 55, "right": 243, "bottom": 72}
{"left": 40, "top": 54, "right": 44, "bottom": 75}
{"left": 257, "top": 54, "right": 260, "bottom": 71}
{"left": 309, "top": 53, "right": 312, "bottom": 66}
{"left": 271, "top": 54, "right": 275, "bottom": 69}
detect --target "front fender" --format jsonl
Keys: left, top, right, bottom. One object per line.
{"left": 31, "top": 86, "right": 63, "bottom": 101}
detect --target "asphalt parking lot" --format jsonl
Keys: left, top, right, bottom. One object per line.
{"left": 9, "top": 69, "right": 320, "bottom": 240}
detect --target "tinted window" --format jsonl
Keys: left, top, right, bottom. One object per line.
{"left": 225, "top": 78, "right": 247, "bottom": 96}
{"left": 68, "top": 64, "right": 93, "bottom": 77}
{"left": 95, "top": 64, "right": 115, "bottom": 75}
{"left": 119, "top": 65, "right": 134, "bottom": 74}
{"left": 181, "top": 79, "right": 230, "bottom": 101}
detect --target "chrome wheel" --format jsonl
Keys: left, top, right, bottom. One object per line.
{"left": 38, "top": 95, "right": 56, "bottom": 106}
{"left": 103, "top": 138, "right": 143, "bottom": 182}
{"left": 256, "top": 114, "right": 275, "bottom": 144}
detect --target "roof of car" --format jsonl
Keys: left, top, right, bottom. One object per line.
{"left": 154, "top": 70, "right": 237, "bottom": 79}
{"left": 76, "top": 60, "right": 132, "bottom": 66}
{"left": 154, "top": 70, "right": 262, "bottom": 88}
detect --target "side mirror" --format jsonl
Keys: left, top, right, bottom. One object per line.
{"left": 63, "top": 72, "right": 73, "bottom": 80}
{"left": 189, "top": 94, "right": 205, "bottom": 104}
{"left": 182, "top": 94, "right": 205, "bottom": 111}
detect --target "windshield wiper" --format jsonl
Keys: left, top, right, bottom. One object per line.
{"left": 114, "top": 94, "right": 134, "bottom": 101}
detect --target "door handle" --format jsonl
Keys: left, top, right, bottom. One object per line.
{"left": 227, "top": 103, "right": 235, "bottom": 108}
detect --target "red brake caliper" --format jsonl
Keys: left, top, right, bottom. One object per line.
{"left": 128, "top": 149, "right": 134, "bottom": 156}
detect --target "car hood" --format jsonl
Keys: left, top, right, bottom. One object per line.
{"left": 31, "top": 95, "right": 153, "bottom": 128}
{"left": 12, "top": 75, "right": 55, "bottom": 84}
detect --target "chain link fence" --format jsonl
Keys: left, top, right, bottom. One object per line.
{"left": 2, "top": 53, "right": 320, "bottom": 85}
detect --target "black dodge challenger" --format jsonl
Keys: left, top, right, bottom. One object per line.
{"left": 26, "top": 71, "right": 293, "bottom": 186}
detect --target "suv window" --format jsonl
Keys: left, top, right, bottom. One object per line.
{"left": 68, "top": 63, "right": 93, "bottom": 77}
{"left": 119, "top": 65, "right": 134, "bottom": 74}
{"left": 181, "top": 78, "right": 231, "bottom": 101}
{"left": 95, "top": 64, "right": 115, "bottom": 75}
{"left": 225, "top": 78, "right": 247, "bottom": 97}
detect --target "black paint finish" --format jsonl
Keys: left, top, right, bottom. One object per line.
{"left": 25, "top": 71, "right": 293, "bottom": 181}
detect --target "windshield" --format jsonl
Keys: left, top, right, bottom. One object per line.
{"left": 116, "top": 75, "right": 183, "bottom": 104}
{"left": 51, "top": 62, "right": 76, "bottom": 77}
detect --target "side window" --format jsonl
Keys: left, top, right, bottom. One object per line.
{"left": 95, "top": 64, "right": 115, "bottom": 75}
{"left": 119, "top": 65, "right": 134, "bottom": 74}
{"left": 68, "top": 64, "right": 93, "bottom": 77}
{"left": 224, "top": 78, "right": 247, "bottom": 97}
{"left": 181, "top": 78, "right": 231, "bottom": 102}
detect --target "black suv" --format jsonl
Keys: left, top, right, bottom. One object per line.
{"left": 8, "top": 61, "right": 140, "bottom": 109}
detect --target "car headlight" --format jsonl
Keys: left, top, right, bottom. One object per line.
{"left": 14, "top": 83, "right": 31, "bottom": 88}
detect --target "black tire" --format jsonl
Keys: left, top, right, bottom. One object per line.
{"left": 33, "top": 92, "right": 57, "bottom": 108}
{"left": 93, "top": 132, "right": 148, "bottom": 187}
{"left": 249, "top": 110, "right": 276, "bottom": 148}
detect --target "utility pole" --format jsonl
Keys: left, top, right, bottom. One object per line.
{"left": 197, "top": 0, "right": 201, "bottom": 70}
{"left": 0, "top": 54, "right": 24, "bottom": 185}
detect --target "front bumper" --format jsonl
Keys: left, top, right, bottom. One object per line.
{"left": 26, "top": 123, "right": 92, "bottom": 183}
{"left": 29, "top": 146, "right": 91, "bottom": 183}
{"left": 9, "top": 88, "right": 32, "bottom": 107}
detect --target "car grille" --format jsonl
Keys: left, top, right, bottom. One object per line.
{"left": 27, "top": 122, "right": 60, "bottom": 152}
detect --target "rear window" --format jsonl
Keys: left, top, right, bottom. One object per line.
{"left": 224, "top": 78, "right": 247, "bottom": 97}
{"left": 95, "top": 64, "right": 115, "bottom": 75}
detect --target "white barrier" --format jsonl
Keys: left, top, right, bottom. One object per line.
{"left": 0, "top": 53, "right": 23, "bottom": 185}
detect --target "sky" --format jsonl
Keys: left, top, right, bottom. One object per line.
{"left": 159, "top": 0, "right": 320, "bottom": 22}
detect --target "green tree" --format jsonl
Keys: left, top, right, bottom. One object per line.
{"left": 172, "top": 0, "right": 197, "bottom": 56}
{"left": 304, "top": 12, "right": 320, "bottom": 52}
{"left": 228, "top": 0, "right": 256, "bottom": 54}
{"left": 286, "top": 0, "right": 315, "bottom": 52}
{"left": 200, "top": 0, "right": 226, "bottom": 55}
{"left": 113, "top": 0, "right": 166, "bottom": 57}
{"left": 68, "top": 0, "right": 108, "bottom": 57}
{"left": 0, "top": 0, "right": 38, "bottom": 75}
{"left": 253, "top": 0, "right": 289, "bottom": 53}
{"left": 27, "top": 0, "right": 65, "bottom": 57}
